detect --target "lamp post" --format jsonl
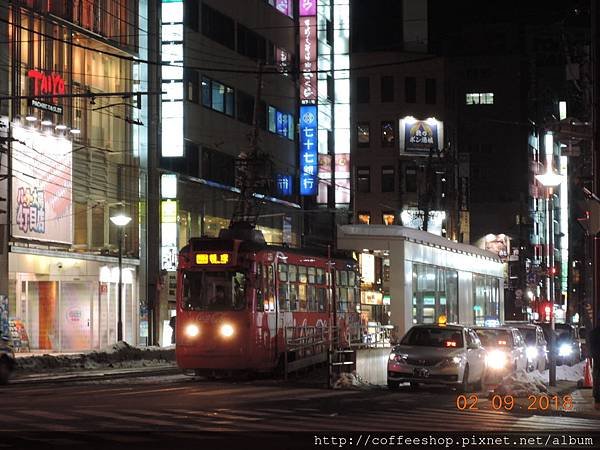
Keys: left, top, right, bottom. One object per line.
{"left": 535, "top": 132, "right": 563, "bottom": 387}
{"left": 110, "top": 213, "right": 132, "bottom": 342}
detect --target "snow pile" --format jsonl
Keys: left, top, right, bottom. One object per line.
{"left": 528, "top": 361, "right": 586, "bottom": 384}
{"left": 492, "top": 361, "right": 587, "bottom": 397}
{"left": 15, "top": 342, "right": 176, "bottom": 373}
{"left": 492, "top": 370, "right": 548, "bottom": 397}
{"left": 332, "top": 371, "right": 370, "bottom": 389}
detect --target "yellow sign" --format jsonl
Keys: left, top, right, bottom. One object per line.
{"left": 438, "top": 314, "right": 447, "bottom": 326}
{"left": 196, "top": 253, "right": 230, "bottom": 265}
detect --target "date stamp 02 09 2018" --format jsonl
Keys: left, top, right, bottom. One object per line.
{"left": 456, "top": 394, "right": 574, "bottom": 412}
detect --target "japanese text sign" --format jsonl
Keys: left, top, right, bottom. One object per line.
{"left": 299, "top": 105, "right": 318, "bottom": 196}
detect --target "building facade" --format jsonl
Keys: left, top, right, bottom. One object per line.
{"left": 0, "top": 0, "right": 150, "bottom": 351}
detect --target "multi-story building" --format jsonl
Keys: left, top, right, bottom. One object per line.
{"left": 0, "top": 1, "right": 151, "bottom": 351}
{"left": 153, "top": 0, "right": 351, "bottom": 344}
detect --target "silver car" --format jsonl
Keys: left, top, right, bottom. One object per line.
{"left": 387, "top": 324, "right": 487, "bottom": 392}
{"left": 507, "top": 323, "right": 548, "bottom": 371}
{"left": 473, "top": 327, "right": 528, "bottom": 381}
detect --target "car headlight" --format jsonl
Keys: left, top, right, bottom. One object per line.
{"left": 185, "top": 324, "right": 200, "bottom": 338}
{"left": 389, "top": 353, "right": 408, "bottom": 363}
{"left": 220, "top": 323, "right": 235, "bottom": 338}
{"left": 526, "top": 346, "right": 538, "bottom": 361}
{"left": 558, "top": 344, "right": 572, "bottom": 357}
{"left": 485, "top": 350, "right": 508, "bottom": 369}
{"left": 440, "top": 356, "right": 464, "bottom": 367}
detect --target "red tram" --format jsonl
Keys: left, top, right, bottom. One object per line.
{"left": 175, "top": 234, "right": 361, "bottom": 375}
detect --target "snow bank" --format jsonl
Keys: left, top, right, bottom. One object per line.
{"left": 492, "top": 370, "right": 548, "bottom": 397}
{"left": 332, "top": 371, "right": 372, "bottom": 389}
{"left": 492, "top": 361, "right": 586, "bottom": 397}
{"left": 15, "top": 342, "right": 176, "bottom": 373}
{"left": 528, "top": 361, "right": 586, "bottom": 384}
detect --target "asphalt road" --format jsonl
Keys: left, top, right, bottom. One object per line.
{"left": 1, "top": 374, "right": 599, "bottom": 450}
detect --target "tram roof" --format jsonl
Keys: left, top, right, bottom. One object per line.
{"left": 337, "top": 225, "right": 502, "bottom": 262}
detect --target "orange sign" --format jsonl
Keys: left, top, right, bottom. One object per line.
{"left": 196, "top": 253, "right": 230, "bottom": 265}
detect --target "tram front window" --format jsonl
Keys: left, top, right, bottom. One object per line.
{"left": 182, "top": 271, "right": 246, "bottom": 311}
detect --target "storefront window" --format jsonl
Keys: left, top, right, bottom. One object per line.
{"left": 412, "top": 263, "right": 459, "bottom": 325}
{"left": 472, "top": 274, "right": 500, "bottom": 326}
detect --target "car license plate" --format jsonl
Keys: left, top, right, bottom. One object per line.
{"left": 413, "top": 368, "right": 429, "bottom": 378}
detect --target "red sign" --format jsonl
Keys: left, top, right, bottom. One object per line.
{"left": 300, "top": 16, "right": 317, "bottom": 104}
{"left": 27, "top": 70, "right": 66, "bottom": 100}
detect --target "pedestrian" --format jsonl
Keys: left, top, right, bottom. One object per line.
{"left": 169, "top": 315, "right": 176, "bottom": 345}
{"left": 589, "top": 317, "right": 600, "bottom": 410}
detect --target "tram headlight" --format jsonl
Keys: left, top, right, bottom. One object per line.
{"left": 220, "top": 323, "right": 235, "bottom": 338}
{"left": 185, "top": 324, "right": 200, "bottom": 338}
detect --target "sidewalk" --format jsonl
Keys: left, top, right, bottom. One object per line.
{"left": 9, "top": 342, "right": 178, "bottom": 384}
{"left": 11, "top": 363, "right": 180, "bottom": 384}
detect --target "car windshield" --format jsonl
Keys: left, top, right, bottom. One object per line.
{"left": 520, "top": 328, "right": 537, "bottom": 345}
{"left": 400, "top": 327, "right": 464, "bottom": 348}
{"left": 474, "top": 329, "right": 513, "bottom": 347}
{"left": 556, "top": 327, "right": 574, "bottom": 343}
{"left": 181, "top": 270, "right": 246, "bottom": 311}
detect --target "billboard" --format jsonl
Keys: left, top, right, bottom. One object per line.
{"left": 11, "top": 126, "right": 72, "bottom": 244}
{"left": 399, "top": 117, "right": 444, "bottom": 156}
{"left": 299, "top": 106, "right": 318, "bottom": 196}
{"left": 299, "top": 15, "right": 318, "bottom": 104}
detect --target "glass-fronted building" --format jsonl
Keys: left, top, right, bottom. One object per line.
{"left": 338, "top": 225, "right": 505, "bottom": 337}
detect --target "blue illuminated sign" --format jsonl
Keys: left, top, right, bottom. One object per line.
{"left": 299, "top": 105, "right": 318, "bottom": 196}
{"left": 276, "top": 174, "right": 292, "bottom": 197}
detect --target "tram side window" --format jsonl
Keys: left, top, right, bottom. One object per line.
{"left": 289, "top": 265, "right": 297, "bottom": 282}
{"left": 307, "top": 285, "right": 316, "bottom": 311}
{"left": 316, "top": 268, "right": 324, "bottom": 285}
{"left": 267, "top": 265, "right": 275, "bottom": 311}
{"left": 298, "top": 283, "right": 307, "bottom": 311}
{"left": 317, "top": 287, "right": 327, "bottom": 312}
{"left": 278, "top": 264, "right": 288, "bottom": 282}
{"left": 338, "top": 286, "right": 349, "bottom": 312}
{"left": 255, "top": 264, "right": 263, "bottom": 311}
{"left": 183, "top": 272, "right": 203, "bottom": 310}
{"left": 298, "top": 266, "right": 308, "bottom": 283}
{"left": 341, "top": 270, "right": 348, "bottom": 287}
{"left": 288, "top": 284, "right": 298, "bottom": 310}
{"left": 308, "top": 267, "right": 316, "bottom": 284}
{"left": 279, "top": 281, "right": 289, "bottom": 311}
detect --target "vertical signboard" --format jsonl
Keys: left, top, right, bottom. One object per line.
{"left": 11, "top": 126, "right": 73, "bottom": 244}
{"left": 161, "top": 200, "right": 178, "bottom": 270}
{"left": 299, "top": 0, "right": 317, "bottom": 16}
{"left": 299, "top": 13, "right": 317, "bottom": 104}
{"left": 276, "top": 174, "right": 292, "bottom": 197}
{"left": 161, "top": 0, "right": 184, "bottom": 157}
{"left": 299, "top": 105, "right": 318, "bottom": 196}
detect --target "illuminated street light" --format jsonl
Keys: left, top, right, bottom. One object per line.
{"left": 110, "top": 213, "right": 132, "bottom": 342}
{"left": 535, "top": 131, "right": 562, "bottom": 387}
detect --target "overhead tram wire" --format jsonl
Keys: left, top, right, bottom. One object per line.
{"left": 0, "top": 14, "right": 438, "bottom": 77}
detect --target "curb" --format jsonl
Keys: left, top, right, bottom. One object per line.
{"left": 10, "top": 365, "right": 181, "bottom": 385}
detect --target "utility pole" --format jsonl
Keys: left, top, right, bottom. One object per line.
{"left": 592, "top": 0, "right": 600, "bottom": 327}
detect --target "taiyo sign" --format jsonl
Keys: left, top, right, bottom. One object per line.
{"left": 27, "top": 69, "right": 66, "bottom": 115}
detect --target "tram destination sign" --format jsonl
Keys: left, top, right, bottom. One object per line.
{"left": 196, "top": 253, "right": 232, "bottom": 265}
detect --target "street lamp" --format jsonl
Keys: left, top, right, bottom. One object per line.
{"left": 110, "top": 213, "right": 132, "bottom": 342}
{"left": 535, "top": 132, "right": 563, "bottom": 387}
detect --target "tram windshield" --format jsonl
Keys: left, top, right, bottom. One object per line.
{"left": 182, "top": 270, "right": 246, "bottom": 311}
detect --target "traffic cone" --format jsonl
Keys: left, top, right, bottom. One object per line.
{"left": 581, "top": 358, "right": 593, "bottom": 389}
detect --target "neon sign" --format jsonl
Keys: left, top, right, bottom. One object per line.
{"left": 196, "top": 253, "right": 230, "bottom": 265}
{"left": 27, "top": 70, "right": 66, "bottom": 115}
{"left": 299, "top": 105, "right": 318, "bottom": 196}
{"left": 27, "top": 70, "right": 65, "bottom": 97}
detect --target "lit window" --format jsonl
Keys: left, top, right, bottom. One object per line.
{"left": 357, "top": 122, "right": 370, "bottom": 147}
{"left": 383, "top": 213, "right": 395, "bottom": 226}
{"left": 466, "top": 92, "right": 494, "bottom": 105}
{"left": 358, "top": 213, "right": 371, "bottom": 224}
{"left": 381, "top": 121, "right": 395, "bottom": 147}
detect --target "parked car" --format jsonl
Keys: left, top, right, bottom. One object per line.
{"left": 387, "top": 324, "right": 487, "bottom": 392}
{"left": 473, "top": 327, "right": 528, "bottom": 381}
{"left": 537, "top": 322, "right": 582, "bottom": 366}
{"left": 505, "top": 323, "right": 548, "bottom": 372}
{"left": 0, "top": 336, "right": 15, "bottom": 384}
